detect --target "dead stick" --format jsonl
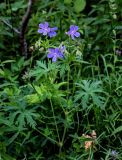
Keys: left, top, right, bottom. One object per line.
{"left": 19, "top": 0, "right": 34, "bottom": 57}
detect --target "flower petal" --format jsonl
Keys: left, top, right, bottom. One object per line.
{"left": 48, "top": 31, "right": 57, "bottom": 38}
{"left": 52, "top": 56, "right": 57, "bottom": 62}
{"left": 71, "top": 34, "right": 75, "bottom": 40}
{"left": 70, "top": 25, "right": 74, "bottom": 30}
{"left": 74, "top": 32, "right": 80, "bottom": 37}
{"left": 58, "top": 52, "right": 64, "bottom": 58}
{"left": 48, "top": 48, "right": 55, "bottom": 53}
{"left": 50, "top": 27, "right": 58, "bottom": 31}
{"left": 42, "top": 30, "right": 48, "bottom": 35}
{"left": 74, "top": 25, "right": 79, "bottom": 31}
{"left": 44, "top": 22, "right": 49, "bottom": 28}
{"left": 38, "top": 29, "right": 43, "bottom": 33}
{"left": 47, "top": 53, "right": 54, "bottom": 58}
{"left": 39, "top": 23, "right": 44, "bottom": 28}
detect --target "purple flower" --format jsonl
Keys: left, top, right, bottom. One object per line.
{"left": 38, "top": 22, "right": 58, "bottom": 38}
{"left": 38, "top": 22, "right": 50, "bottom": 36}
{"left": 66, "top": 25, "right": 80, "bottom": 40}
{"left": 47, "top": 46, "right": 65, "bottom": 62}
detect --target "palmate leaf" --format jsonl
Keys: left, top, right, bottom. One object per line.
{"left": 26, "top": 93, "right": 40, "bottom": 104}
{"left": 0, "top": 113, "right": 25, "bottom": 143}
{"left": 36, "top": 60, "right": 47, "bottom": 70}
{"left": 29, "top": 61, "right": 48, "bottom": 80}
{"left": 4, "top": 99, "right": 40, "bottom": 129}
{"left": 24, "top": 111, "right": 38, "bottom": 128}
{"left": 75, "top": 80, "right": 105, "bottom": 109}
{"left": 29, "top": 60, "right": 59, "bottom": 81}
{"left": 92, "top": 94, "right": 105, "bottom": 108}
{"left": 59, "top": 63, "right": 69, "bottom": 78}
{"left": 15, "top": 109, "right": 39, "bottom": 129}
{"left": 6, "top": 108, "right": 39, "bottom": 130}
{"left": 0, "top": 117, "right": 16, "bottom": 130}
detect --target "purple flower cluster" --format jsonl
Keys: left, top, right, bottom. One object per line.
{"left": 38, "top": 22, "right": 80, "bottom": 40}
{"left": 47, "top": 45, "right": 65, "bottom": 62}
{"left": 38, "top": 22, "right": 80, "bottom": 61}
{"left": 38, "top": 22, "right": 58, "bottom": 38}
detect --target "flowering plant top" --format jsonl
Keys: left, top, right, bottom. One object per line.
{"left": 37, "top": 22, "right": 80, "bottom": 62}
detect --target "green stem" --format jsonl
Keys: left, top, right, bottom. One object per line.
{"left": 72, "top": 65, "right": 76, "bottom": 95}
{"left": 66, "top": 37, "right": 71, "bottom": 99}
{"left": 49, "top": 98, "right": 61, "bottom": 144}
{"left": 68, "top": 103, "right": 81, "bottom": 114}
{"left": 35, "top": 128, "right": 58, "bottom": 145}
{"left": 67, "top": 64, "right": 70, "bottom": 99}
{"left": 59, "top": 113, "right": 67, "bottom": 153}
{"left": 113, "top": 30, "right": 117, "bottom": 67}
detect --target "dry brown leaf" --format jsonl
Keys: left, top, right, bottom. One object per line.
{"left": 82, "top": 130, "right": 97, "bottom": 150}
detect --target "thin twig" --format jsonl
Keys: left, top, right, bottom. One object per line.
{"left": 19, "top": 0, "right": 34, "bottom": 57}
{"left": 0, "top": 19, "right": 20, "bottom": 34}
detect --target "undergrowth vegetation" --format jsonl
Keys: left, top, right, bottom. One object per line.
{"left": 0, "top": 0, "right": 122, "bottom": 159}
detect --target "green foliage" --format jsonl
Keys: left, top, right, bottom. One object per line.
{"left": 74, "top": 0, "right": 86, "bottom": 13}
{"left": 64, "top": 0, "right": 72, "bottom": 4}
{"left": 0, "top": 0, "right": 122, "bottom": 159}
{"left": 75, "top": 80, "right": 105, "bottom": 109}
